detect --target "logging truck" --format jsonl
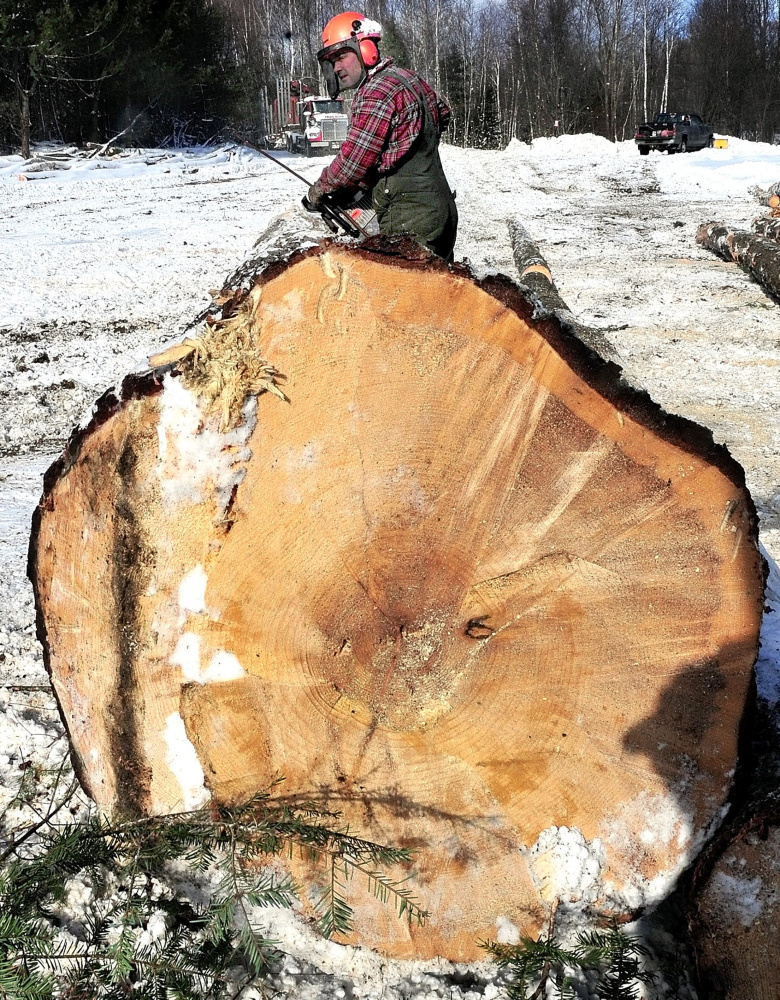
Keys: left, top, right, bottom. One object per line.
{"left": 284, "top": 95, "right": 349, "bottom": 156}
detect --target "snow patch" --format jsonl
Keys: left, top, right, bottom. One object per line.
{"left": 202, "top": 649, "right": 245, "bottom": 682}
{"left": 157, "top": 374, "right": 257, "bottom": 513}
{"left": 709, "top": 871, "right": 764, "bottom": 927}
{"left": 494, "top": 915, "right": 521, "bottom": 945}
{"left": 178, "top": 565, "right": 207, "bottom": 616}
{"left": 526, "top": 825, "right": 606, "bottom": 904}
{"left": 601, "top": 789, "right": 699, "bottom": 909}
{"left": 162, "top": 712, "right": 210, "bottom": 810}
{"left": 169, "top": 635, "right": 244, "bottom": 684}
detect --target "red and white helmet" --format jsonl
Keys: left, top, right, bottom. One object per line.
{"left": 317, "top": 12, "right": 382, "bottom": 96}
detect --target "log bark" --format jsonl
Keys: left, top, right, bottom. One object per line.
{"left": 751, "top": 215, "right": 780, "bottom": 242}
{"left": 749, "top": 180, "right": 780, "bottom": 206}
{"left": 30, "top": 217, "right": 765, "bottom": 961}
{"left": 509, "top": 218, "right": 617, "bottom": 361}
{"left": 692, "top": 812, "right": 780, "bottom": 998}
{"left": 688, "top": 565, "right": 780, "bottom": 999}
{"left": 696, "top": 221, "right": 780, "bottom": 299}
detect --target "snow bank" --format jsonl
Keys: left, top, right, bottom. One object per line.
{"left": 500, "top": 132, "right": 780, "bottom": 201}
{"left": 629, "top": 135, "right": 780, "bottom": 199}
{"left": 0, "top": 143, "right": 270, "bottom": 185}
{"left": 531, "top": 132, "right": 617, "bottom": 157}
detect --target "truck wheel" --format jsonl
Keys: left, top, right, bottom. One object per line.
{"left": 638, "top": 145, "right": 649, "bottom": 156}
{"left": 708, "top": 134, "right": 714, "bottom": 147}
{"left": 680, "top": 137, "right": 688, "bottom": 153}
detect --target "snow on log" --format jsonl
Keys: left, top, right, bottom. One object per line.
{"left": 691, "top": 813, "right": 780, "bottom": 999}
{"left": 696, "top": 221, "right": 780, "bottom": 299}
{"left": 29, "top": 224, "right": 764, "bottom": 960}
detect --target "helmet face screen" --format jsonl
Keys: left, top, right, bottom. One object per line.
{"left": 317, "top": 37, "right": 363, "bottom": 98}
{"left": 319, "top": 57, "right": 340, "bottom": 99}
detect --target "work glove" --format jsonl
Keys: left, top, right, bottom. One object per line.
{"left": 307, "top": 179, "right": 325, "bottom": 208}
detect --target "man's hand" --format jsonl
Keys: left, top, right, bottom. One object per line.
{"left": 307, "top": 179, "right": 325, "bottom": 208}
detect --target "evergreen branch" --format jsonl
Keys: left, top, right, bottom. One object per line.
{"left": 347, "top": 861, "right": 428, "bottom": 926}
{"left": 484, "top": 913, "right": 654, "bottom": 1000}
{"left": 314, "top": 855, "right": 354, "bottom": 939}
{"left": 0, "top": 764, "right": 427, "bottom": 996}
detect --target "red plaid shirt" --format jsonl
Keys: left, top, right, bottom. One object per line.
{"left": 318, "top": 58, "right": 451, "bottom": 195}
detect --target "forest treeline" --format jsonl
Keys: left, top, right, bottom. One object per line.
{"left": 2, "top": 0, "right": 780, "bottom": 154}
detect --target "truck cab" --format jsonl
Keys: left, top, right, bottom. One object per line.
{"left": 286, "top": 97, "right": 349, "bottom": 156}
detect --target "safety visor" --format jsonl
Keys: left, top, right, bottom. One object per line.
{"left": 316, "top": 36, "right": 363, "bottom": 99}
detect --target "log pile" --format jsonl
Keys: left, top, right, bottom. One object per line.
{"left": 749, "top": 179, "right": 780, "bottom": 209}
{"left": 29, "top": 215, "right": 765, "bottom": 962}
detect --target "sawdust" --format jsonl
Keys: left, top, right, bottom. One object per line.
{"left": 172, "top": 284, "right": 288, "bottom": 430}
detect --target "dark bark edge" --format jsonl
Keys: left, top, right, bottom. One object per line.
{"left": 26, "top": 371, "right": 165, "bottom": 803}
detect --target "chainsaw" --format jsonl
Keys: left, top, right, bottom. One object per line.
{"left": 238, "top": 138, "right": 375, "bottom": 239}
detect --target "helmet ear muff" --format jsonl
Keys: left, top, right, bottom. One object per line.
{"left": 359, "top": 37, "right": 379, "bottom": 67}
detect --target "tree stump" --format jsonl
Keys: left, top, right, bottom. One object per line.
{"left": 30, "top": 226, "right": 765, "bottom": 960}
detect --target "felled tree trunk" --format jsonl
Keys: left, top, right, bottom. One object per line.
{"left": 692, "top": 808, "right": 780, "bottom": 999}
{"left": 696, "top": 221, "right": 780, "bottom": 299}
{"left": 30, "top": 213, "right": 764, "bottom": 961}
{"left": 687, "top": 554, "right": 780, "bottom": 998}
{"left": 509, "top": 218, "right": 617, "bottom": 361}
{"left": 689, "top": 692, "right": 780, "bottom": 999}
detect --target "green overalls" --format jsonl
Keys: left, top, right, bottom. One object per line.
{"left": 370, "top": 68, "right": 458, "bottom": 262}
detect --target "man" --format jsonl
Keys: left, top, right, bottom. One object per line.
{"left": 308, "top": 11, "right": 458, "bottom": 262}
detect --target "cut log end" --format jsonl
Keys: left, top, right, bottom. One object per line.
{"left": 30, "top": 235, "right": 764, "bottom": 960}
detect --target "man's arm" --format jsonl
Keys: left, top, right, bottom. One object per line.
{"left": 317, "top": 93, "right": 395, "bottom": 196}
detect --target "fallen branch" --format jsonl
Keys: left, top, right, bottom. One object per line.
{"left": 696, "top": 220, "right": 780, "bottom": 300}
{"left": 86, "top": 100, "right": 157, "bottom": 158}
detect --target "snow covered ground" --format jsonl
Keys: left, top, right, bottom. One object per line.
{"left": 2, "top": 134, "right": 780, "bottom": 997}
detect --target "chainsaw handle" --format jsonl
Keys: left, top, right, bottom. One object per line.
{"left": 301, "top": 194, "right": 364, "bottom": 239}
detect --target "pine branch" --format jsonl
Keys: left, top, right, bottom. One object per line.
{"left": 0, "top": 765, "right": 427, "bottom": 996}
{"left": 348, "top": 860, "right": 428, "bottom": 926}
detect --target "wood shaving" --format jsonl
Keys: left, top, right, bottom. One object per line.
{"left": 178, "top": 284, "right": 288, "bottom": 430}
